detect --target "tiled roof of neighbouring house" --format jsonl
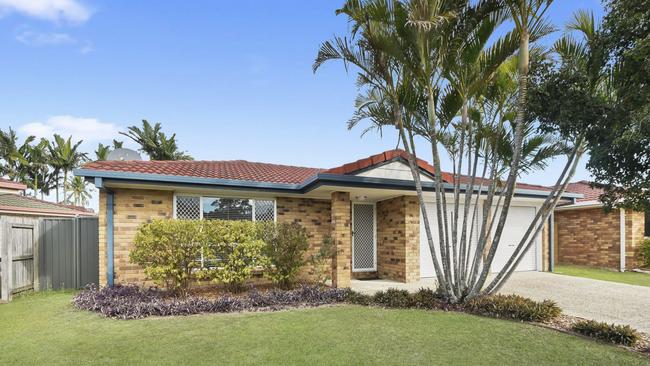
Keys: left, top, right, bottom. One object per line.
{"left": 563, "top": 180, "right": 604, "bottom": 202}
{"left": 0, "top": 194, "right": 96, "bottom": 216}
{"left": 0, "top": 177, "right": 27, "bottom": 191}
{"left": 78, "top": 149, "right": 551, "bottom": 192}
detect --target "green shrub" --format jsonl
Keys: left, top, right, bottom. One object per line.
{"left": 309, "top": 235, "right": 339, "bottom": 285}
{"left": 640, "top": 238, "right": 650, "bottom": 269}
{"left": 258, "top": 222, "right": 310, "bottom": 289}
{"left": 344, "top": 290, "right": 373, "bottom": 306}
{"left": 572, "top": 320, "right": 639, "bottom": 346}
{"left": 412, "top": 288, "right": 442, "bottom": 309}
{"left": 201, "top": 220, "right": 268, "bottom": 292}
{"left": 130, "top": 219, "right": 205, "bottom": 294}
{"left": 373, "top": 289, "right": 415, "bottom": 308}
{"left": 465, "top": 294, "right": 562, "bottom": 322}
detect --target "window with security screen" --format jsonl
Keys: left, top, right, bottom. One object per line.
{"left": 175, "top": 196, "right": 201, "bottom": 220}
{"left": 174, "top": 195, "right": 275, "bottom": 222}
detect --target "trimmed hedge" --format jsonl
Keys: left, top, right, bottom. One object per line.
{"left": 344, "top": 288, "right": 454, "bottom": 311}
{"left": 73, "top": 284, "right": 347, "bottom": 319}
{"left": 464, "top": 294, "right": 561, "bottom": 322}
{"left": 572, "top": 320, "right": 640, "bottom": 346}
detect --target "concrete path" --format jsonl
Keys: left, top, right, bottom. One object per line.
{"left": 351, "top": 271, "right": 650, "bottom": 333}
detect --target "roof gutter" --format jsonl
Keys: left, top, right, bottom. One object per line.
{"left": 74, "top": 168, "right": 583, "bottom": 200}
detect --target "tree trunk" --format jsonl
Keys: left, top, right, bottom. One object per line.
{"left": 468, "top": 31, "right": 531, "bottom": 298}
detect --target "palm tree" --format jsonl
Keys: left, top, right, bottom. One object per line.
{"left": 0, "top": 127, "right": 34, "bottom": 181}
{"left": 66, "top": 176, "right": 92, "bottom": 207}
{"left": 120, "top": 120, "right": 192, "bottom": 160}
{"left": 315, "top": 0, "right": 583, "bottom": 302}
{"left": 49, "top": 134, "right": 87, "bottom": 203}
{"left": 95, "top": 143, "right": 111, "bottom": 161}
{"left": 22, "top": 138, "right": 51, "bottom": 198}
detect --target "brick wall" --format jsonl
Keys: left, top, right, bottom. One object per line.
{"left": 275, "top": 196, "right": 331, "bottom": 281}
{"left": 626, "top": 210, "right": 645, "bottom": 268}
{"left": 98, "top": 188, "right": 173, "bottom": 285}
{"left": 376, "top": 196, "right": 420, "bottom": 282}
{"left": 331, "top": 192, "right": 352, "bottom": 288}
{"left": 555, "top": 207, "right": 645, "bottom": 269}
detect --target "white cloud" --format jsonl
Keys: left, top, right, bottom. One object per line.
{"left": 16, "top": 30, "right": 76, "bottom": 45}
{"left": 19, "top": 115, "right": 120, "bottom": 143}
{"left": 0, "top": 0, "right": 91, "bottom": 23}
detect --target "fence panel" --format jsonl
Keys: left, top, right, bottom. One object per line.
{"left": 39, "top": 217, "right": 99, "bottom": 291}
{"left": 78, "top": 217, "right": 99, "bottom": 288}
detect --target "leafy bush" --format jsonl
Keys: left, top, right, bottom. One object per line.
{"left": 373, "top": 289, "right": 415, "bottom": 308}
{"left": 309, "top": 234, "right": 339, "bottom": 285}
{"left": 258, "top": 222, "right": 310, "bottom": 289}
{"left": 73, "top": 284, "right": 347, "bottom": 319}
{"left": 131, "top": 219, "right": 269, "bottom": 293}
{"left": 130, "top": 219, "right": 205, "bottom": 294}
{"left": 640, "top": 238, "right": 650, "bottom": 269}
{"left": 201, "top": 220, "right": 268, "bottom": 292}
{"left": 572, "top": 320, "right": 639, "bottom": 346}
{"left": 464, "top": 294, "right": 562, "bottom": 322}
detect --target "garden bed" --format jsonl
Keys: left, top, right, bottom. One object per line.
{"left": 73, "top": 284, "right": 347, "bottom": 319}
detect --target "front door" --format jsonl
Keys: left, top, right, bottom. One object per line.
{"left": 352, "top": 203, "right": 376, "bottom": 272}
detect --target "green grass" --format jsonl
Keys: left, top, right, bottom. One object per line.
{"left": 554, "top": 264, "right": 650, "bottom": 287}
{"left": 0, "top": 292, "right": 648, "bottom": 366}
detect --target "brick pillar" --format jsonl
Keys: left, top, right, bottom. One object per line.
{"left": 404, "top": 196, "right": 420, "bottom": 282}
{"left": 331, "top": 191, "right": 351, "bottom": 288}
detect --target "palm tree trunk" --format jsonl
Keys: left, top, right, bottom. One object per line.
{"left": 468, "top": 32, "right": 531, "bottom": 298}
{"left": 63, "top": 170, "right": 68, "bottom": 204}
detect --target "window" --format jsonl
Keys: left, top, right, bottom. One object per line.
{"left": 175, "top": 195, "right": 275, "bottom": 222}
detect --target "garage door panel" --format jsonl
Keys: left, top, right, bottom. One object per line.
{"left": 420, "top": 203, "right": 538, "bottom": 278}
{"left": 490, "top": 206, "right": 537, "bottom": 272}
{"left": 420, "top": 203, "right": 480, "bottom": 278}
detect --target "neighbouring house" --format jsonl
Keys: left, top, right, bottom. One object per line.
{"left": 74, "top": 149, "right": 581, "bottom": 288}
{"left": 553, "top": 181, "right": 647, "bottom": 271}
{"left": 0, "top": 178, "right": 98, "bottom": 302}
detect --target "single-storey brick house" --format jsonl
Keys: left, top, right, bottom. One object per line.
{"left": 553, "top": 181, "right": 648, "bottom": 271}
{"left": 75, "top": 149, "right": 581, "bottom": 288}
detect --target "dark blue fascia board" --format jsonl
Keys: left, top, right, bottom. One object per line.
{"left": 74, "top": 168, "right": 583, "bottom": 199}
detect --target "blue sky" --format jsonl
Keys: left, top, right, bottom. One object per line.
{"left": 0, "top": 0, "right": 604, "bottom": 208}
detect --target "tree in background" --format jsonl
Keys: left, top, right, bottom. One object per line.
{"left": 120, "top": 120, "right": 192, "bottom": 160}
{"left": 583, "top": 0, "right": 650, "bottom": 211}
{"left": 95, "top": 140, "right": 124, "bottom": 161}
{"left": 66, "top": 176, "right": 92, "bottom": 207}
{"left": 48, "top": 134, "right": 88, "bottom": 203}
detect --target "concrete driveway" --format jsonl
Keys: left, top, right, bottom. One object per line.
{"left": 351, "top": 271, "right": 650, "bottom": 333}
{"left": 500, "top": 271, "right": 650, "bottom": 333}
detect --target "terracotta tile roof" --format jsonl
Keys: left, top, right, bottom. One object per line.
{"left": 0, "top": 194, "right": 96, "bottom": 216}
{"left": 81, "top": 160, "right": 323, "bottom": 184}
{"left": 325, "top": 149, "right": 550, "bottom": 191}
{"left": 79, "top": 149, "right": 550, "bottom": 193}
{"left": 0, "top": 178, "right": 27, "bottom": 191}
{"left": 563, "top": 180, "right": 603, "bottom": 202}
{"left": 323, "top": 149, "right": 455, "bottom": 182}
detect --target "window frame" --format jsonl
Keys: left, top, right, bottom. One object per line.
{"left": 173, "top": 192, "right": 277, "bottom": 222}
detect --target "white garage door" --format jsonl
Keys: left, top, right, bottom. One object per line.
{"left": 419, "top": 202, "right": 479, "bottom": 278}
{"left": 420, "top": 203, "right": 538, "bottom": 278}
{"left": 490, "top": 206, "right": 537, "bottom": 272}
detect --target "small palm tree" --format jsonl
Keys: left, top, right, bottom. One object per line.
{"left": 66, "top": 176, "right": 92, "bottom": 207}
{"left": 120, "top": 120, "right": 192, "bottom": 160}
{"left": 95, "top": 143, "right": 111, "bottom": 161}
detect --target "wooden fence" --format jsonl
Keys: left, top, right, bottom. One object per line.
{"left": 0, "top": 216, "right": 98, "bottom": 302}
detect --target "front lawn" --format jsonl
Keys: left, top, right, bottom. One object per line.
{"left": 1, "top": 292, "right": 648, "bottom": 365}
{"left": 554, "top": 265, "right": 650, "bottom": 287}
